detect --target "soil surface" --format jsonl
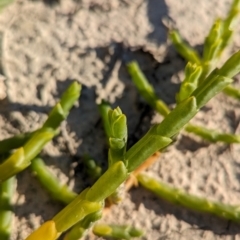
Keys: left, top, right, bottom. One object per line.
{"left": 0, "top": 0, "right": 240, "bottom": 239}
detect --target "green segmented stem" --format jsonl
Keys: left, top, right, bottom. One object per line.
{"left": 29, "top": 162, "right": 127, "bottom": 239}
{"left": 223, "top": 85, "right": 240, "bottom": 100}
{"left": 98, "top": 100, "right": 112, "bottom": 139}
{"left": 64, "top": 211, "right": 102, "bottom": 240}
{"left": 218, "top": 50, "right": 240, "bottom": 78}
{"left": 27, "top": 56, "right": 237, "bottom": 238}
{"left": 125, "top": 61, "right": 236, "bottom": 170}
{"left": 28, "top": 161, "right": 128, "bottom": 239}
{"left": 98, "top": 102, "right": 128, "bottom": 166}
{"left": 201, "top": 19, "right": 224, "bottom": 78}
{"left": 92, "top": 223, "right": 144, "bottom": 240}
{"left": 82, "top": 155, "right": 102, "bottom": 180}
{"left": 0, "top": 131, "right": 34, "bottom": 154}
{"left": 126, "top": 61, "right": 238, "bottom": 144}
{"left": 25, "top": 1, "right": 240, "bottom": 238}
{"left": 126, "top": 130, "right": 172, "bottom": 173}
{"left": 170, "top": 0, "right": 240, "bottom": 94}
{"left": 31, "top": 157, "right": 77, "bottom": 205}
{"left": 203, "top": 19, "right": 223, "bottom": 63}
{"left": 192, "top": 75, "right": 232, "bottom": 109}
{"left": 52, "top": 189, "right": 103, "bottom": 233}
{"left": 126, "top": 97, "right": 198, "bottom": 173}
{"left": 185, "top": 124, "right": 240, "bottom": 143}
{"left": 205, "top": 0, "right": 238, "bottom": 62}
{"left": 176, "top": 62, "right": 203, "bottom": 103}
{"left": 219, "top": 0, "right": 240, "bottom": 54}
{"left": 43, "top": 81, "right": 81, "bottom": 130}
{"left": 107, "top": 107, "right": 128, "bottom": 166}
{"left": 0, "top": 81, "right": 81, "bottom": 183}
{"left": 169, "top": 30, "right": 201, "bottom": 65}
{"left": 156, "top": 97, "right": 198, "bottom": 137}
{"left": 0, "top": 128, "right": 56, "bottom": 183}
{"left": 126, "top": 61, "right": 170, "bottom": 117}
{"left": 85, "top": 161, "right": 128, "bottom": 202}
{"left": 98, "top": 102, "right": 128, "bottom": 203}
{"left": 137, "top": 173, "right": 240, "bottom": 222}
{"left": 0, "top": 177, "right": 15, "bottom": 240}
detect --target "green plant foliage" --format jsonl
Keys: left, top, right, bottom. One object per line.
{"left": 107, "top": 107, "right": 128, "bottom": 166}
{"left": 137, "top": 173, "right": 240, "bottom": 221}
{"left": 93, "top": 223, "right": 144, "bottom": 240}
{"left": 170, "top": 0, "right": 240, "bottom": 91}
{"left": 82, "top": 155, "right": 102, "bottom": 180}
{"left": 64, "top": 211, "right": 102, "bottom": 240}
{"left": 126, "top": 58, "right": 239, "bottom": 144}
{"left": 185, "top": 124, "right": 240, "bottom": 143}
{"left": 126, "top": 62, "right": 170, "bottom": 117}
{"left": 176, "top": 62, "right": 202, "bottom": 103}
{"left": 27, "top": 46, "right": 240, "bottom": 238}
{"left": 0, "top": 0, "right": 240, "bottom": 239}
{"left": 0, "top": 177, "right": 15, "bottom": 240}
{"left": 31, "top": 157, "right": 77, "bottom": 205}
{"left": 168, "top": 30, "right": 201, "bottom": 64}
{"left": 0, "top": 82, "right": 81, "bottom": 183}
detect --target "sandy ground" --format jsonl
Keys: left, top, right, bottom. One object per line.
{"left": 0, "top": 0, "right": 240, "bottom": 239}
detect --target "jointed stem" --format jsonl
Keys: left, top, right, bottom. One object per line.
{"left": 92, "top": 223, "right": 144, "bottom": 240}
{"left": 126, "top": 63, "right": 170, "bottom": 118}
{"left": 0, "top": 131, "right": 34, "bottom": 154}
{"left": 0, "top": 81, "right": 81, "bottom": 183}
{"left": 0, "top": 177, "right": 15, "bottom": 240}
{"left": 185, "top": 124, "right": 240, "bottom": 143}
{"left": 168, "top": 30, "right": 201, "bottom": 65}
{"left": 63, "top": 211, "right": 102, "bottom": 240}
{"left": 138, "top": 173, "right": 240, "bottom": 222}
{"left": 223, "top": 85, "right": 240, "bottom": 100}
{"left": 125, "top": 152, "right": 161, "bottom": 191}
{"left": 26, "top": 65, "right": 236, "bottom": 239}
{"left": 24, "top": 1, "right": 240, "bottom": 237}
{"left": 31, "top": 157, "right": 77, "bottom": 205}
{"left": 126, "top": 61, "right": 239, "bottom": 144}
{"left": 170, "top": 0, "right": 240, "bottom": 95}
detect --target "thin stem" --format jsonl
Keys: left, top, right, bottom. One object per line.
{"left": 98, "top": 100, "right": 112, "bottom": 139}
{"left": 98, "top": 103, "right": 128, "bottom": 204}
{"left": 218, "top": 50, "right": 240, "bottom": 78}
{"left": 52, "top": 190, "right": 103, "bottom": 234}
{"left": 92, "top": 223, "right": 144, "bottom": 240}
{"left": 176, "top": 62, "right": 202, "bottom": 103}
{"left": 31, "top": 157, "right": 77, "bottom": 205}
{"left": 82, "top": 155, "right": 102, "bottom": 180}
{"left": 169, "top": 30, "right": 201, "bottom": 65}
{"left": 223, "top": 85, "right": 240, "bottom": 100}
{"left": 126, "top": 61, "right": 170, "bottom": 117}
{"left": 99, "top": 102, "right": 128, "bottom": 166}
{"left": 185, "top": 124, "right": 240, "bottom": 143}
{"left": 0, "top": 81, "right": 81, "bottom": 183}
{"left": 0, "top": 177, "right": 15, "bottom": 240}
{"left": 126, "top": 60, "right": 237, "bottom": 144}
{"left": 125, "top": 152, "right": 160, "bottom": 191}
{"left": 0, "top": 131, "right": 34, "bottom": 154}
{"left": 63, "top": 211, "right": 102, "bottom": 240}
{"left": 0, "top": 128, "right": 56, "bottom": 183}
{"left": 107, "top": 107, "right": 128, "bottom": 166}
{"left": 137, "top": 173, "right": 240, "bottom": 222}
{"left": 219, "top": 0, "right": 240, "bottom": 54}
{"left": 26, "top": 50, "right": 238, "bottom": 239}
